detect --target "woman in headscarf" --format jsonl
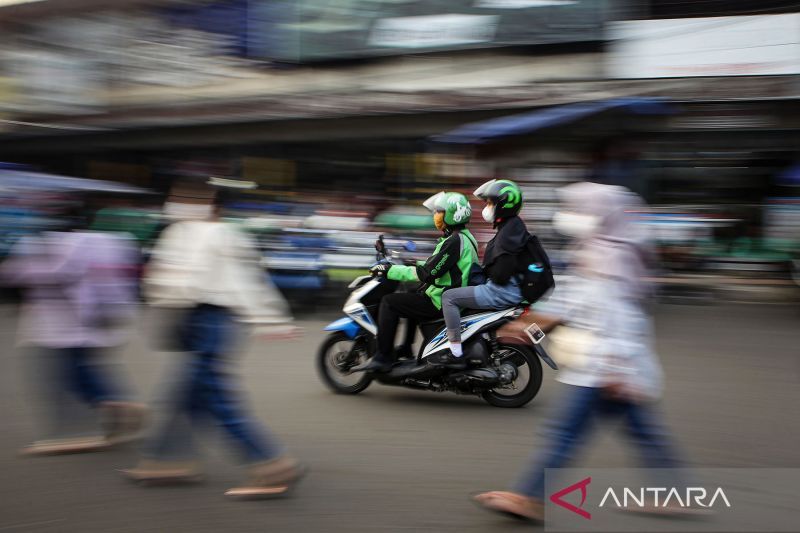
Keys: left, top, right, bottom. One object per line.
{"left": 473, "top": 182, "right": 684, "bottom": 521}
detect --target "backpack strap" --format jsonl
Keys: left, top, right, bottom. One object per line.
{"left": 459, "top": 231, "right": 479, "bottom": 258}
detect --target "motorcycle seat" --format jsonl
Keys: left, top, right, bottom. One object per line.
{"left": 463, "top": 308, "right": 491, "bottom": 317}
{"left": 419, "top": 308, "right": 486, "bottom": 327}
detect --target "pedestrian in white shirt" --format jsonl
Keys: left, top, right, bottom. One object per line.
{"left": 123, "top": 181, "right": 304, "bottom": 499}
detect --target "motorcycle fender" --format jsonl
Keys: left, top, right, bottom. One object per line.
{"left": 324, "top": 317, "right": 361, "bottom": 340}
{"left": 533, "top": 343, "right": 559, "bottom": 370}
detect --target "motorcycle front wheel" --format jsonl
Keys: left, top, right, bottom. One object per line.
{"left": 481, "top": 343, "right": 543, "bottom": 408}
{"left": 317, "top": 332, "right": 373, "bottom": 395}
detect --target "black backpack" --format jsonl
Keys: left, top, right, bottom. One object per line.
{"left": 517, "top": 234, "right": 555, "bottom": 303}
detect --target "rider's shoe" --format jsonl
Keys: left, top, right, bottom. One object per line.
{"left": 351, "top": 356, "right": 393, "bottom": 374}
{"left": 427, "top": 351, "right": 467, "bottom": 370}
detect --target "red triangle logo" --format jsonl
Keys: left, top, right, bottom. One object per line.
{"left": 550, "top": 477, "right": 592, "bottom": 520}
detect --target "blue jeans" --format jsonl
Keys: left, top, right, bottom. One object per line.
{"left": 144, "top": 304, "right": 282, "bottom": 463}
{"left": 62, "top": 347, "right": 121, "bottom": 406}
{"left": 442, "top": 279, "right": 523, "bottom": 343}
{"left": 28, "top": 347, "right": 127, "bottom": 439}
{"left": 473, "top": 277, "right": 523, "bottom": 309}
{"left": 515, "top": 385, "right": 681, "bottom": 499}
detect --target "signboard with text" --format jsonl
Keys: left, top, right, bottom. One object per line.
{"left": 247, "top": 0, "right": 606, "bottom": 62}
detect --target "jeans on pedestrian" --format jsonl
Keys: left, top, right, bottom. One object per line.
{"left": 25, "top": 346, "right": 127, "bottom": 440}
{"left": 143, "top": 304, "right": 282, "bottom": 464}
{"left": 62, "top": 346, "right": 122, "bottom": 406}
{"left": 514, "top": 384, "right": 682, "bottom": 499}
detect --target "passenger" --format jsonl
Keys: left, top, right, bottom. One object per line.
{"left": 432, "top": 179, "right": 553, "bottom": 369}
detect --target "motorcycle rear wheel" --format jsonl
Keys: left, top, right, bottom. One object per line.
{"left": 481, "top": 343, "right": 543, "bottom": 408}
{"left": 317, "top": 332, "right": 373, "bottom": 395}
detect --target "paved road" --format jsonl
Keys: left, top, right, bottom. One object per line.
{"left": 0, "top": 303, "right": 798, "bottom": 532}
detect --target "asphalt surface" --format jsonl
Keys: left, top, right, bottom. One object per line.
{"left": 0, "top": 303, "right": 798, "bottom": 532}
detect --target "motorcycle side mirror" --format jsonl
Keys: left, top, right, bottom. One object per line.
{"left": 404, "top": 240, "right": 417, "bottom": 252}
{"left": 375, "top": 235, "right": 387, "bottom": 254}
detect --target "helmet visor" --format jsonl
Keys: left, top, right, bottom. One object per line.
{"left": 473, "top": 179, "right": 497, "bottom": 200}
{"left": 423, "top": 191, "right": 447, "bottom": 213}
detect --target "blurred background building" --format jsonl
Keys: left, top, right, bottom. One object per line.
{"left": 1, "top": 0, "right": 799, "bottom": 307}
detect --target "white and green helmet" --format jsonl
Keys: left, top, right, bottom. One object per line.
{"left": 423, "top": 191, "right": 472, "bottom": 226}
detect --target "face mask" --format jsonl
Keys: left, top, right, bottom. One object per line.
{"left": 433, "top": 212, "right": 446, "bottom": 231}
{"left": 552, "top": 211, "right": 599, "bottom": 238}
{"left": 482, "top": 204, "right": 495, "bottom": 224}
{"left": 163, "top": 201, "right": 213, "bottom": 221}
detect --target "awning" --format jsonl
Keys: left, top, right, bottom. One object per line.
{"left": 0, "top": 169, "right": 149, "bottom": 194}
{"left": 91, "top": 208, "right": 161, "bottom": 242}
{"left": 373, "top": 208, "right": 433, "bottom": 231}
{"left": 431, "top": 97, "right": 674, "bottom": 145}
{"left": 777, "top": 164, "right": 800, "bottom": 187}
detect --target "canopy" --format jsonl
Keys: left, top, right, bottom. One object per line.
{"left": 431, "top": 97, "right": 673, "bottom": 145}
{"left": 777, "top": 164, "right": 800, "bottom": 187}
{"left": 0, "top": 169, "right": 149, "bottom": 194}
{"left": 373, "top": 209, "right": 433, "bottom": 231}
{"left": 90, "top": 208, "right": 161, "bottom": 243}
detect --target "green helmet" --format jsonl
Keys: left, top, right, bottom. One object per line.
{"left": 474, "top": 179, "right": 523, "bottom": 221}
{"left": 423, "top": 191, "right": 472, "bottom": 226}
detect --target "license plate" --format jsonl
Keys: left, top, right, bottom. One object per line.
{"left": 524, "top": 322, "right": 546, "bottom": 344}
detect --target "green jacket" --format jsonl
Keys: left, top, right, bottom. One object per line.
{"left": 387, "top": 229, "right": 479, "bottom": 309}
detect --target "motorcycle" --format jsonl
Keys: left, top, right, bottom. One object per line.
{"left": 317, "top": 235, "right": 558, "bottom": 408}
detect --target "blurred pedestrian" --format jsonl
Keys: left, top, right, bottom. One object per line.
{"left": 123, "top": 180, "right": 304, "bottom": 499}
{"left": 474, "top": 182, "right": 684, "bottom": 521}
{"left": 1, "top": 202, "right": 145, "bottom": 455}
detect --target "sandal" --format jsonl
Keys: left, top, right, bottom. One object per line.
{"left": 473, "top": 491, "right": 544, "bottom": 522}
{"left": 102, "top": 402, "right": 148, "bottom": 446}
{"left": 20, "top": 436, "right": 110, "bottom": 457}
{"left": 121, "top": 460, "right": 204, "bottom": 485}
{"left": 225, "top": 457, "right": 307, "bottom": 500}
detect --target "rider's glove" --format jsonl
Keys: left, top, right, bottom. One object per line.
{"left": 370, "top": 263, "right": 392, "bottom": 277}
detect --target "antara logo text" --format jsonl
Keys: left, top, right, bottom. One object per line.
{"left": 599, "top": 486, "right": 731, "bottom": 509}
{"left": 550, "top": 477, "right": 731, "bottom": 520}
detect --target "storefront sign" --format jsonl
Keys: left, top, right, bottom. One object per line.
{"left": 368, "top": 14, "right": 499, "bottom": 49}
{"left": 608, "top": 14, "right": 800, "bottom": 78}
{"left": 249, "top": 0, "right": 605, "bottom": 62}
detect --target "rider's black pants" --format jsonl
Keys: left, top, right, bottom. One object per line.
{"left": 377, "top": 292, "right": 442, "bottom": 362}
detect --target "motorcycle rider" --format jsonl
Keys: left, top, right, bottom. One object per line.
{"left": 352, "top": 192, "right": 479, "bottom": 374}
{"left": 431, "top": 179, "right": 531, "bottom": 369}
